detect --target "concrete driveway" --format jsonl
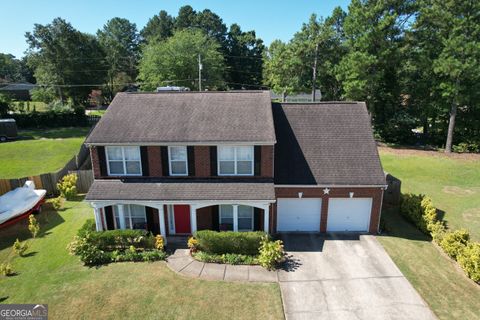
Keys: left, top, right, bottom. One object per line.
{"left": 277, "top": 233, "right": 436, "bottom": 320}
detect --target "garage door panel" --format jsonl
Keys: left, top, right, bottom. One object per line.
{"left": 277, "top": 198, "right": 321, "bottom": 232}
{"left": 327, "top": 198, "right": 372, "bottom": 232}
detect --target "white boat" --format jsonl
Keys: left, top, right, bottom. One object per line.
{"left": 0, "top": 181, "right": 46, "bottom": 228}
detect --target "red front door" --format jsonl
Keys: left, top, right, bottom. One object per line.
{"left": 174, "top": 205, "right": 191, "bottom": 234}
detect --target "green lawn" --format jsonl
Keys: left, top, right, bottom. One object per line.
{"left": 380, "top": 148, "right": 480, "bottom": 240}
{"left": 378, "top": 147, "right": 480, "bottom": 319}
{"left": 0, "top": 198, "right": 284, "bottom": 320}
{"left": 378, "top": 208, "right": 480, "bottom": 320}
{"left": 87, "top": 110, "right": 106, "bottom": 116}
{"left": 0, "top": 127, "right": 90, "bottom": 179}
{"left": 12, "top": 101, "right": 48, "bottom": 113}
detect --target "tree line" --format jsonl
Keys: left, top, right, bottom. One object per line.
{"left": 0, "top": 1, "right": 479, "bottom": 151}
{"left": 265, "top": 0, "right": 480, "bottom": 152}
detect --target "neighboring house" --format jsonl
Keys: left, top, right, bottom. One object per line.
{"left": 85, "top": 91, "right": 386, "bottom": 242}
{"left": 0, "top": 83, "right": 35, "bottom": 101}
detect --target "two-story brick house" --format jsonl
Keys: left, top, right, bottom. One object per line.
{"left": 85, "top": 91, "right": 386, "bottom": 243}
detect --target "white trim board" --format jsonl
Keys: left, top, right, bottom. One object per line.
{"left": 274, "top": 184, "right": 388, "bottom": 189}
{"left": 87, "top": 141, "right": 276, "bottom": 147}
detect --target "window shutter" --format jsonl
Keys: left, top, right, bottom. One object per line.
{"left": 187, "top": 146, "right": 195, "bottom": 176}
{"left": 254, "top": 146, "right": 261, "bottom": 176}
{"left": 140, "top": 146, "right": 149, "bottom": 176}
{"left": 254, "top": 207, "right": 261, "bottom": 231}
{"left": 212, "top": 205, "right": 219, "bottom": 231}
{"left": 160, "top": 147, "right": 169, "bottom": 176}
{"left": 97, "top": 146, "right": 108, "bottom": 177}
{"left": 210, "top": 146, "right": 217, "bottom": 176}
{"left": 105, "top": 206, "right": 114, "bottom": 230}
{"left": 145, "top": 207, "right": 154, "bottom": 233}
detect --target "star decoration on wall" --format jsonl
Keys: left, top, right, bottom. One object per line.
{"left": 323, "top": 188, "right": 330, "bottom": 195}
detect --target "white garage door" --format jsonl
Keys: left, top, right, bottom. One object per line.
{"left": 327, "top": 198, "right": 372, "bottom": 232}
{"left": 277, "top": 198, "right": 321, "bottom": 232}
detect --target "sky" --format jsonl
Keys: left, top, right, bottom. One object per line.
{"left": 0, "top": 0, "right": 350, "bottom": 58}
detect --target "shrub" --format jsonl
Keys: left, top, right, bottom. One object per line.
{"left": 67, "top": 235, "right": 111, "bottom": 266}
{"left": 87, "top": 229, "right": 155, "bottom": 251}
{"left": 0, "top": 263, "right": 14, "bottom": 276}
{"left": 194, "top": 230, "right": 267, "bottom": 255}
{"left": 452, "top": 142, "right": 480, "bottom": 153}
{"left": 457, "top": 242, "right": 480, "bottom": 283}
{"left": 193, "top": 251, "right": 258, "bottom": 265}
{"left": 141, "top": 250, "right": 167, "bottom": 262}
{"left": 439, "top": 229, "right": 470, "bottom": 260}
{"left": 258, "top": 236, "right": 285, "bottom": 270}
{"left": 77, "top": 219, "right": 96, "bottom": 238}
{"left": 28, "top": 215, "right": 40, "bottom": 238}
{"left": 11, "top": 110, "right": 88, "bottom": 128}
{"left": 429, "top": 221, "right": 447, "bottom": 244}
{"left": 12, "top": 239, "right": 29, "bottom": 257}
{"left": 51, "top": 196, "right": 64, "bottom": 211}
{"left": 57, "top": 173, "right": 78, "bottom": 200}
{"left": 155, "top": 235, "right": 165, "bottom": 251}
{"left": 187, "top": 237, "right": 199, "bottom": 252}
{"left": 400, "top": 194, "right": 437, "bottom": 235}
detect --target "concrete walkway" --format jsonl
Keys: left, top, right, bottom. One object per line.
{"left": 166, "top": 249, "right": 278, "bottom": 282}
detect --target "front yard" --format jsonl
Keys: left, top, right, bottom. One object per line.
{"left": 0, "top": 198, "right": 284, "bottom": 320}
{"left": 0, "top": 127, "right": 90, "bottom": 178}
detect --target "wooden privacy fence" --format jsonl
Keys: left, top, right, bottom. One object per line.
{"left": 69, "top": 169, "right": 94, "bottom": 194}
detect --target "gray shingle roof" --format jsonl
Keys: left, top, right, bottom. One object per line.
{"left": 85, "top": 180, "right": 276, "bottom": 201}
{"left": 86, "top": 91, "right": 276, "bottom": 145}
{"left": 273, "top": 102, "right": 386, "bottom": 186}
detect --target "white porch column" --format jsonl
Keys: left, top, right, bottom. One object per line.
{"left": 157, "top": 205, "right": 167, "bottom": 245}
{"left": 233, "top": 205, "right": 239, "bottom": 232}
{"left": 93, "top": 207, "right": 102, "bottom": 231}
{"left": 118, "top": 204, "right": 126, "bottom": 230}
{"left": 261, "top": 204, "right": 270, "bottom": 233}
{"left": 190, "top": 204, "right": 197, "bottom": 234}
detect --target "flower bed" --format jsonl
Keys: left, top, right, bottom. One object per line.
{"left": 68, "top": 220, "right": 166, "bottom": 266}
{"left": 189, "top": 231, "right": 285, "bottom": 270}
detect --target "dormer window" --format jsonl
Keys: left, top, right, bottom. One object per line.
{"left": 106, "top": 146, "right": 142, "bottom": 176}
{"left": 168, "top": 146, "right": 188, "bottom": 176}
{"left": 218, "top": 146, "right": 254, "bottom": 176}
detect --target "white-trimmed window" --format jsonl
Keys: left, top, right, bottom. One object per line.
{"left": 106, "top": 146, "right": 142, "bottom": 176}
{"left": 218, "top": 146, "right": 254, "bottom": 176}
{"left": 219, "top": 205, "right": 234, "bottom": 231}
{"left": 219, "top": 205, "right": 254, "bottom": 231}
{"left": 168, "top": 146, "right": 188, "bottom": 176}
{"left": 238, "top": 205, "right": 254, "bottom": 231}
{"left": 113, "top": 205, "right": 147, "bottom": 230}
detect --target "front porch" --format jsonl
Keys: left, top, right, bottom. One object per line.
{"left": 89, "top": 201, "right": 273, "bottom": 244}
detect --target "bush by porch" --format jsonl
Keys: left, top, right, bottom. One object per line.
{"left": 190, "top": 230, "right": 285, "bottom": 269}
{"left": 68, "top": 220, "right": 166, "bottom": 265}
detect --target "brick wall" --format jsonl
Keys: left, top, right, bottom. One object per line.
{"left": 90, "top": 147, "right": 102, "bottom": 179}
{"left": 147, "top": 146, "right": 162, "bottom": 177}
{"left": 91, "top": 144, "right": 274, "bottom": 179}
{"left": 261, "top": 145, "right": 274, "bottom": 178}
{"left": 274, "top": 187, "right": 384, "bottom": 234}
{"left": 197, "top": 206, "right": 213, "bottom": 230}
{"left": 194, "top": 146, "right": 211, "bottom": 177}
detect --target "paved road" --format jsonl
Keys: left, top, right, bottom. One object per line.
{"left": 277, "top": 233, "right": 436, "bottom": 320}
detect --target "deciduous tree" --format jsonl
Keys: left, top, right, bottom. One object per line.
{"left": 137, "top": 29, "right": 225, "bottom": 91}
